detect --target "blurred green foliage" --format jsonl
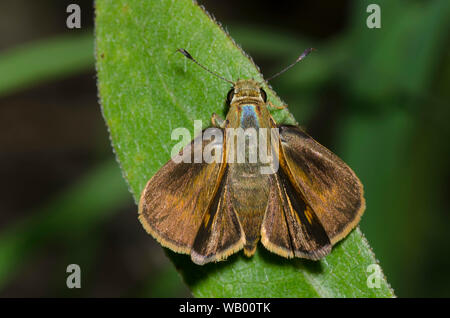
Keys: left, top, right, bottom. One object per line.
{"left": 0, "top": 0, "right": 449, "bottom": 297}
{"left": 0, "top": 161, "right": 126, "bottom": 289}
{"left": 0, "top": 33, "right": 94, "bottom": 97}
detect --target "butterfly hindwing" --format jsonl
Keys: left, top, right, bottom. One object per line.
{"left": 262, "top": 166, "right": 331, "bottom": 260}
{"left": 191, "top": 167, "right": 245, "bottom": 265}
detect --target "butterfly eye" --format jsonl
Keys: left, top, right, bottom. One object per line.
{"left": 226, "top": 88, "right": 235, "bottom": 104}
{"left": 260, "top": 88, "right": 267, "bottom": 103}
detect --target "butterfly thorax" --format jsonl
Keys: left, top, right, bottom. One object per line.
{"left": 226, "top": 79, "right": 271, "bottom": 128}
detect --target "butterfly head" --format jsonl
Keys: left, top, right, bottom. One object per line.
{"left": 226, "top": 79, "right": 267, "bottom": 105}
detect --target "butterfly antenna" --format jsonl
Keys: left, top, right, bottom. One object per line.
{"left": 177, "top": 48, "right": 234, "bottom": 84}
{"left": 265, "top": 48, "right": 316, "bottom": 82}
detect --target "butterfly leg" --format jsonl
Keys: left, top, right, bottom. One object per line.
{"left": 211, "top": 113, "right": 227, "bottom": 128}
{"left": 268, "top": 101, "right": 288, "bottom": 110}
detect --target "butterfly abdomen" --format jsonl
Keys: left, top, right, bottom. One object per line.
{"left": 227, "top": 161, "right": 270, "bottom": 256}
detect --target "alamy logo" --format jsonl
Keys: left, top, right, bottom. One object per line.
{"left": 66, "top": 4, "right": 81, "bottom": 29}
{"left": 170, "top": 120, "right": 280, "bottom": 174}
{"left": 366, "top": 4, "right": 381, "bottom": 29}
{"left": 366, "top": 264, "right": 382, "bottom": 288}
{"left": 66, "top": 264, "right": 81, "bottom": 289}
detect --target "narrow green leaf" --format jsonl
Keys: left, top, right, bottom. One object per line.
{"left": 95, "top": 0, "right": 394, "bottom": 297}
{"left": 0, "top": 32, "right": 93, "bottom": 97}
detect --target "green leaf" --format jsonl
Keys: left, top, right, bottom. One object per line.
{"left": 95, "top": 0, "right": 394, "bottom": 297}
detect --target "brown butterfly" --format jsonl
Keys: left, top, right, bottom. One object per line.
{"left": 138, "top": 48, "right": 365, "bottom": 265}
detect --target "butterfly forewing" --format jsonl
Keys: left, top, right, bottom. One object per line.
{"left": 138, "top": 130, "right": 226, "bottom": 254}
{"left": 191, "top": 166, "right": 246, "bottom": 265}
{"left": 278, "top": 125, "right": 365, "bottom": 244}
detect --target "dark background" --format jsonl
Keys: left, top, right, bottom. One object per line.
{"left": 0, "top": 0, "right": 449, "bottom": 297}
